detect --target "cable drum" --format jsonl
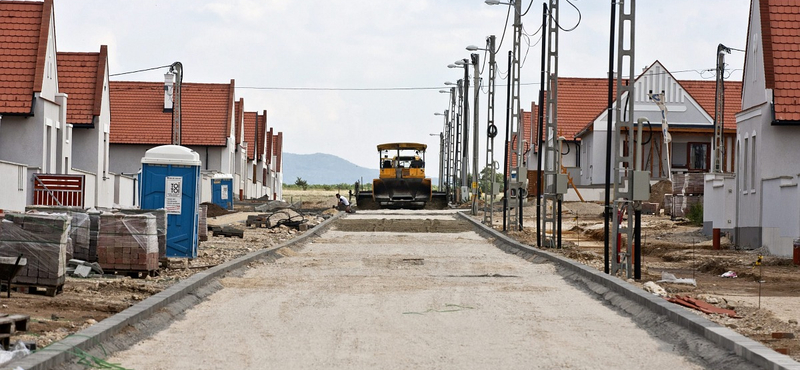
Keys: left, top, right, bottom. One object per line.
{"left": 487, "top": 124, "right": 498, "bottom": 138}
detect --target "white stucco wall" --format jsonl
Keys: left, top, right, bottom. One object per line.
{"left": 109, "top": 144, "right": 149, "bottom": 176}
{"left": 0, "top": 160, "right": 28, "bottom": 212}
{"left": 761, "top": 176, "right": 799, "bottom": 257}
{"left": 703, "top": 173, "right": 737, "bottom": 233}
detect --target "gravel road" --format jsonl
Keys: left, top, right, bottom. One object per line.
{"left": 107, "top": 210, "right": 723, "bottom": 369}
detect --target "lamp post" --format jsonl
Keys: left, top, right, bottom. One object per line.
{"left": 449, "top": 60, "right": 470, "bottom": 203}
{"left": 432, "top": 114, "right": 447, "bottom": 191}
{"left": 439, "top": 86, "right": 458, "bottom": 203}
{"left": 487, "top": 0, "right": 524, "bottom": 231}
{"left": 468, "top": 35, "right": 497, "bottom": 224}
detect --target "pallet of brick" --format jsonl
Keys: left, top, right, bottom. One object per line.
{"left": 0, "top": 213, "right": 68, "bottom": 291}
{"left": 671, "top": 173, "right": 705, "bottom": 195}
{"left": 87, "top": 210, "right": 101, "bottom": 262}
{"left": 664, "top": 194, "right": 703, "bottom": 217}
{"left": 199, "top": 204, "right": 208, "bottom": 242}
{"left": 97, "top": 213, "right": 159, "bottom": 273}
{"left": 116, "top": 209, "right": 167, "bottom": 259}
{"left": 25, "top": 206, "right": 90, "bottom": 262}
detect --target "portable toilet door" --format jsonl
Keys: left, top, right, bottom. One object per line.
{"left": 140, "top": 145, "right": 201, "bottom": 258}
{"left": 211, "top": 174, "right": 234, "bottom": 210}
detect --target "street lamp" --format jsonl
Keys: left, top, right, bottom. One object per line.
{"left": 449, "top": 59, "right": 471, "bottom": 204}
{"left": 469, "top": 37, "right": 497, "bottom": 223}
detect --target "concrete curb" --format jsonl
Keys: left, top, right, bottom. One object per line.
{"left": 457, "top": 212, "right": 800, "bottom": 370}
{"left": 8, "top": 212, "right": 344, "bottom": 370}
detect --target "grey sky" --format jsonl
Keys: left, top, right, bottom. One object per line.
{"left": 54, "top": 0, "right": 750, "bottom": 172}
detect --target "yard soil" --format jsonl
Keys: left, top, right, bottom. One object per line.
{"left": 4, "top": 189, "right": 799, "bottom": 363}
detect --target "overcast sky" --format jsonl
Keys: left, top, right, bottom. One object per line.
{"left": 54, "top": 0, "right": 750, "bottom": 172}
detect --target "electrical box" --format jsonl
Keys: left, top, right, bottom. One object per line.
{"left": 555, "top": 174, "right": 568, "bottom": 195}
{"left": 631, "top": 171, "right": 650, "bottom": 201}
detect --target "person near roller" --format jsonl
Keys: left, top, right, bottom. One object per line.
{"left": 335, "top": 193, "right": 354, "bottom": 213}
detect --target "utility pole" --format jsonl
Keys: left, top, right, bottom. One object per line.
{"left": 610, "top": 0, "right": 647, "bottom": 279}
{"left": 168, "top": 62, "right": 183, "bottom": 146}
{"left": 447, "top": 87, "right": 456, "bottom": 203}
{"left": 713, "top": 44, "right": 731, "bottom": 173}
{"left": 461, "top": 62, "right": 471, "bottom": 204}
{"left": 536, "top": 3, "right": 547, "bottom": 247}
{"left": 505, "top": 0, "right": 525, "bottom": 231}
{"left": 543, "top": 0, "right": 562, "bottom": 248}
{"left": 454, "top": 80, "right": 463, "bottom": 202}
{"left": 471, "top": 53, "right": 480, "bottom": 215}
{"left": 480, "top": 35, "right": 498, "bottom": 226}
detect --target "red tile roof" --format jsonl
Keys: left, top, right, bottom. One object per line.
{"left": 0, "top": 0, "right": 51, "bottom": 114}
{"left": 109, "top": 80, "right": 234, "bottom": 146}
{"left": 234, "top": 98, "right": 243, "bottom": 145}
{"left": 679, "top": 79, "right": 742, "bottom": 130}
{"left": 57, "top": 45, "right": 107, "bottom": 126}
{"left": 272, "top": 132, "right": 282, "bottom": 172}
{"left": 506, "top": 110, "right": 533, "bottom": 169}
{"left": 522, "top": 73, "right": 741, "bottom": 143}
{"left": 266, "top": 127, "right": 273, "bottom": 166}
{"left": 256, "top": 111, "right": 267, "bottom": 160}
{"left": 757, "top": 0, "right": 800, "bottom": 122}
{"left": 242, "top": 111, "right": 258, "bottom": 160}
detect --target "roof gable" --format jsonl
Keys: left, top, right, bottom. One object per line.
{"left": 0, "top": 0, "right": 51, "bottom": 114}
{"left": 256, "top": 111, "right": 267, "bottom": 160}
{"left": 273, "top": 132, "right": 282, "bottom": 172}
{"left": 234, "top": 98, "right": 243, "bottom": 145}
{"left": 109, "top": 80, "right": 234, "bottom": 146}
{"left": 531, "top": 61, "right": 742, "bottom": 141}
{"left": 243, "top": 111, "right": 258, "bottom": 160}
{"left": 57, "top": 45, "right": 107, "bottom": 126}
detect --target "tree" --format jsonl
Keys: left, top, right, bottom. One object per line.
{"left": 479, "top": 165, "right": 504, "bottom": 194}
{"left": 294, "top": 177, "right": 308, "bottom": 190}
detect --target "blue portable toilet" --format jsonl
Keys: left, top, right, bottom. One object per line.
{"left": 211, "top": 173, "right": 234, "bottom": 210}
{"left": 140, "top": 145, "right": 201, "bottom": 258}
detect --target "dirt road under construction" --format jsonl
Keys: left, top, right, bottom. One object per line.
{"left": 65, "top": 210, "right": 771, "bottom": 370}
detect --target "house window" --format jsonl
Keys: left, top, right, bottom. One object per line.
{"left": 743, "top": 137, "right": 749, "bottom": 191}
{"left": 751, "top": 135, "right": 756, "bottom": 192}
{"left": 672, "top": 142, "right": 687, "bottom": 168}
{"left": 252, "top": 164, "right": 257, "bottom": 184}
{"left": 687, "top": 142, "right": 709, "bottom": 171}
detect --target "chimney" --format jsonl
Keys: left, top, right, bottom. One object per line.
{"left": 164, "top": 73, "right": 174, "bottom": 112}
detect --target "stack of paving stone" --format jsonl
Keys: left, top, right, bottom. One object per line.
{"left": 0, "top": 213, "right": 68, "bottom": 289}
{"left": 116, "top": 208, "right": 166, "bottom": 259}
{"left": 87, "top": 209, "right": 101, "bottom": 262}
{"left": 672, "top": 173, "right": 705, "bottom": 195}
{"left": 97, "top": 213, "right": 159, "bottom": 273}
{"left": 25, "top": 206, "right": 91, "bottom": 262}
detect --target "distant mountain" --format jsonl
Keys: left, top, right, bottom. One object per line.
{"left": 282, "top": 153, "right": 378, "bottom": 185}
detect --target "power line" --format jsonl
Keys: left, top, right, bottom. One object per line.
{"left": 235, "top": 83, "right": 542, "bottom": 92}
{"left": 110, "top": 64, "right": 171, "bottom": 77}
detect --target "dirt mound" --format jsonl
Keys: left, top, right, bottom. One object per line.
{"left": 648, "top": 180, "right": 673, "bottom": 206}
{"left": 202, "top": 202, "right": 229, "bottom": 218}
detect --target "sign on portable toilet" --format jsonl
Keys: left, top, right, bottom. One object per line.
{"left": 211, "top": 173, "right": 234, "bottom": 210}
{"left": 140, "top": 145, "right": 201, "bottom": 258}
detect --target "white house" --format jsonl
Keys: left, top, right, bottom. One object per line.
{"left": 0, "top": 0, "right": 71, "bottom": 212}
{"left": 108, "top": 79, "right": 238, "bottom": 205}
{"left": 525, "top": 61, "right": 741, "bottom": 202}
{"left": 57, "top": 45, "right": 114, "bottom": 209}
{"left": 719, "top": 0, "right": 800, "bottom": 256}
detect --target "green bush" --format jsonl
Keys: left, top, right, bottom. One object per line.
{"left": 686, "top": 202, "right": 703, "bottom": 226}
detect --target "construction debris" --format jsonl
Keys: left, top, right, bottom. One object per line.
{"left": 666, "top": 295, "right": 740, "bottom": 318}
